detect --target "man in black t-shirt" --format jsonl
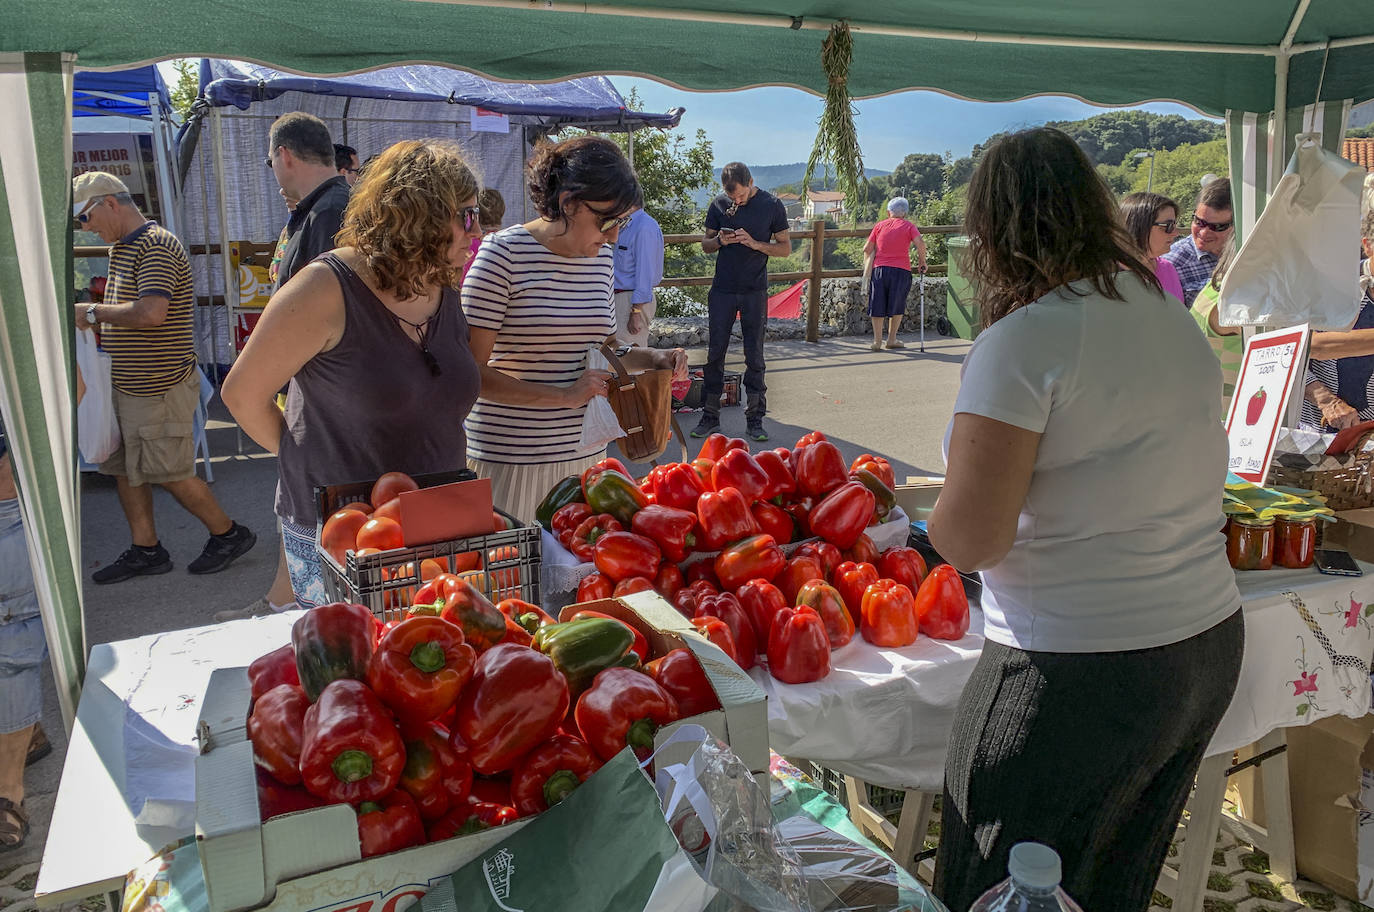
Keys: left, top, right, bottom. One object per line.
{"left": 267, "top": 113, "right": 351, "bottom": 291}
{"left": 698, "top": 162, "right": 791, "bottom": 441}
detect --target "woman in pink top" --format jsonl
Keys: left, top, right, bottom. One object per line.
{"left": 1120, "top": 191, "right": 1186, "bottom": 305}
{"left": 862, "top": 197, "right": 927, "bottom": 351}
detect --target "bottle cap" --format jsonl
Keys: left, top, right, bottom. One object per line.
{"left": 1008, "top": 842, "right": 1062, "bottom": 889}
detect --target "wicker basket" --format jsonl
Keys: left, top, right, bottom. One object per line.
{"left": 1269, "top": 432, "right": 1374, "bottom": 511}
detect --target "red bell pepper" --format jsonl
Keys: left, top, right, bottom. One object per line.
{"left": 498, "top": 614, "right": 534, "bottom": 647}
{"left": 714, "top": 534, "right": 785, "bottom": 591}
{"left": 568, "top": 610, "right": 649, "bottom": 662}
{"left": 794, "top": 440, "right": 848, "bottom": 498}
{"left": 690, "top": 457, "right": 715, "bottom": 484}
{"left": 569, "top": 513, "right": 623, "bottom": 563}
{"left": 696, "top": 488, "right": 760, "bottom": 550}
{"left": 420, "top": 575, "right": 506, "bottom": 652}
{"left": 552, "top": 502, "right": 594, "bottom": 549}
{"left": 613, "top": 576, "right": 655, "bottom": 597}
{"left": 672, "top": 587, "right": 701, "bottom": 618}
{"left": 640, "top": 465, "right": 665, "bottom": 502}
{"left": 398, "top": 721, "right": 473, "bottom": 822}
{"left": 646, "top": 648, "right": 721, "bottom": 717}
{"left": 468, "top": 776, "right": 513, "bottom": 807}
{"left": 793, "top": 541, "right": 842, "bottom": 580}
{"left": 299, "top": 679, "right": 406, "bottom": 803}
{"left": 782, "top": 498, "right": 814, "bottom": 539}
{"left": 248, "top": 683, "right": 310, "bottom": 786}
{"left": 776, "top": 553, "right": 826, "bottom": 605}
{"left": 711, "top": 448, "right": 770, "bottom": 503}
{"left": 794, "top": 430, "right": 828, "bottom": 449}
{"left": 879, "top": 547, "right": 928, "bottom": 595}
{"left": 510, "top": 734, "right": 603, "bottom": 817}
{"left": 767, "top": 606, "right": 832, "bottom": 684}
{"left": 810, "top": 482, "right": 876, "bottom": 550}
{"left": 750, "top": 501, "right": 795, "bottom": 545}
{"left": 580, "top": 456, "right": 633, "bottom": 498}
{"left": 754, "top": 450, "right": 796, "bottom": 502}
{"left": 248, "top": 644, "right": 300, "bottom": 704}
{"left": 366, "top": 616, "right": 476, "bottom": 725}
{"left": 851, "top": 468, "right": 896, "bottom": 523}
{"left": 685, "top": 562, "right": 720, "bottom": 588}
{"left": 454, "top": 644, "right": 570, "bottom": 775}
{"left": 654, "top": 562, "right": 685, "bottom": 601}
{"left": 795, "top": 579, "right": 855, "bottom": 648}
{"left": 651, "top": 463, "right": 708, "bottom": 514}
{"left": 736, "top": 579, "right": 787, "bottom": 650}
{"left": 849, "top": 453, "right": 896, "bottom": 489}
{"left": 498, "top": 598, "right": 557, "bottom": 635}
{"left": 843, "top": 533, "right": 880, "bottom": 566}
{"left": 592, "top": 530, "right": 661, "bottom": 582}
{"left": 860, "top": 578, "right": 919, "bottom": 647}
{"left": 356, "top": 790, "right": 426, "bottom": 858}
{"left": 913, "top": 564, "right": 970, "bottom": 640}
{"left": 692, "top": 592, "right": 757, "bottom": 670}
{"left": 690, "top": 615, "right": 742, "bottom": 667}
{"left": 630, "top": 504, "right": 698, "bottom": 563}
{"left": 832, "top": 560, "right": 880, "bottom": 618}
{"left": 576, "top": 571, "right": 614, "bottom": 602}
{"left": 292, "top": 602, "right": 376, "bottom": 702}
{"left": 255, "top": 767, "right": 327, "bottom": 821}
{"left": 427, "top": 796, "right": 518, "bottom": 840}
{"left": 575, "top": 667, "right": 680, "bottom": 762}
{"left": 698, "top": 433, "right": 746, "bottom": 463}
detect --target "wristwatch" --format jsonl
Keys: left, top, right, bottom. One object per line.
{"left": 85, "top": 304, "right": 98, "bottom": 325}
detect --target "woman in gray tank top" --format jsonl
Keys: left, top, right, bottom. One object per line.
{"left": 223, "top": 139, "right": 484, "bottom": 608}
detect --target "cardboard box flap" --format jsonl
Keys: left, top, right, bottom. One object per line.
{"left": 261, "top": 803, "right": 362, "bottom": 888}
{"left": 197, "top": 667, "right": 252, "bottom": 751}
{"left": 196, "top": 740, "right": 269, "bottom": 911}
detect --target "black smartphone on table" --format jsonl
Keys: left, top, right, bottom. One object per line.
{"left": 1314, "top": 548, "right": 1363, "bottom": 576}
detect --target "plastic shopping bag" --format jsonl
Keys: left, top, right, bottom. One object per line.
{"left": 1220, "top": 134, "right": 1368, "bottom": 330}
{"left": 578, "top": 344, "right": 626, "bottom": 451}
{"left": 75, "top": 329, "right": 120, "bottom": 464}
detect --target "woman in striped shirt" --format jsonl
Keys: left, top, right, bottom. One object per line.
{"left": 463, "top": 136, "right": 686, "bottom": 522}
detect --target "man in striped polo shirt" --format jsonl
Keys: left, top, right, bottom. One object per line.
{"left": 73, "top": 173, "right": 255, "bottom": 584}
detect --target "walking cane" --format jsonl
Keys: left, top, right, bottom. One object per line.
{"left": 918, "top": 270, "right": 926, "bottom": 353}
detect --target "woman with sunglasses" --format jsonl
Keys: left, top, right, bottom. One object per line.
{"left": 929, "top": 128, "right": 1242, "bottom": 912}
{"left": 222, "top": 139, "right": 484, "bottom": 609}
{"left": 462, "top": 135, "right": 687, "bottom": 523}
{"left": 1120, "top": 191, "right": 1186, "bottom": 305}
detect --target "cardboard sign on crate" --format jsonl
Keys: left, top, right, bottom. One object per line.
{"left": 397, "top": 477, "right": 495, "bottom": 546}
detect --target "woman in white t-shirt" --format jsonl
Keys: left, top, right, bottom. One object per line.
{"left": 928, "top": 128, "right": 1243, "bottom": 912}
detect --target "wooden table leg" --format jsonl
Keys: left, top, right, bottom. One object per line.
{"left": 1255, "top": 729, "right": 1296, "bottom": 883}
{"left": 1173, "top": 751, "right": 1230, "bottom": 912}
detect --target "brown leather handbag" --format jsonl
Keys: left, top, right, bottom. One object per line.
{"left": 599, "top": 344, "right": 686, "bottom": 463}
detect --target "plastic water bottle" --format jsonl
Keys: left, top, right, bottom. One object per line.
{"left": 967, "top": 842, "right": 1085, "bottom": 911}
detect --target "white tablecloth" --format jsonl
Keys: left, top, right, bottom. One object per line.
{"left": 753, "top": 566, "right": 1374, "bottom": 791}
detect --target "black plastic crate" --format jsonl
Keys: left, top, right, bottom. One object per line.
{"left": 675, "top": 369, "right": 741, "bottom": 410}
{"left": 315, "top": 469, "right": 540, "bottom": 619}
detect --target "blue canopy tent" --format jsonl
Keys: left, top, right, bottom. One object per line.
{"left": 73, "top": 65, "right": 172, "bottom": 119}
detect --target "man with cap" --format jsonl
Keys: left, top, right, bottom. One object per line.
{"left": 862, "top": 197, "right": 927, "bottom": 351}
{"left": 73, "top": 172, "right": 256, "bottom": 583}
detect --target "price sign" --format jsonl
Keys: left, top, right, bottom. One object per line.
{"left": 1225, "top": 324, "right": 1309, "bottom": 484}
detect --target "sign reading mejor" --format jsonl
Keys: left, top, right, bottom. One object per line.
{"left": 72, "top": 134, "right": 145, "bottom": 195}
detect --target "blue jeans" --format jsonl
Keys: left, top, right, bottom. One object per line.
{"left": 704, "top": 289, "right": 767, "bottom": 420}
{"left": 0, "top": 498, "right": 45, "bottom": 734}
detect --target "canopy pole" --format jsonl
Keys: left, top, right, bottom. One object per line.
{"left": 1270, "top": 0, "right": 1310, "bottom": 192}
{"left": 210, "top": 107, "right": 237, "bottom": 377}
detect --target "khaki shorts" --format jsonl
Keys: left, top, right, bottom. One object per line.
{"left": 100, "top": 369, "right": 199, "bottom": 486}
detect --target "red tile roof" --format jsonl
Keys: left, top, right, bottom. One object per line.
{"left": 1344, "top": 137, "right": 1374, "bottom": 171}
{"left": 808, "top": 190, "right": 847, "bottom": 202}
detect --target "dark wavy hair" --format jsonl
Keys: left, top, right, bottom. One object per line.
{"left": 1119, "top": 191, "right": 1180, "bottom": 254}
{"left": 526, "top": 135, "right": 639, "bottom": 226}
{"left": 963, "top": 128, "right": 1161, "bottom": 328}
{"left": 336, "top": 139, "right": 478, "bottom": 299}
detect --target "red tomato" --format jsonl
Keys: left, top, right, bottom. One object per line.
{"left": 321, "top": 509, "right": 370, "bottom": 564}
{"left": 453, "top": 551, "right": 482, "bottom": 573}
{"left": 370, "top": 472, "right": 419, "bottom": 509}
{"left": 356, "top": 517, "right": 405, "bottom": 551}
{"left": 337, "top": 501, "right": 373, "bottom": 515}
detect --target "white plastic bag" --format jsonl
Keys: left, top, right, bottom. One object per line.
{"left": 578, "top": 344, "right": 626, "bottom": 450}
{"left": 75, "top": 329, "right": 120, "bottom": 463}
{"left": 1219, "top": 134, "right": 1368, "bottom": 330}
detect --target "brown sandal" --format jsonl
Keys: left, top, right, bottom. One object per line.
{"left": 0, "top": 797, "right": 29, "bottom": 853}
{"left": 26, "top": 725, "right": 51, "bottom": 767}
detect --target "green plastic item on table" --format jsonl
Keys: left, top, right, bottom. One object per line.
{"left": 1223, "top": 474, "right": 1336, "bottom": 523}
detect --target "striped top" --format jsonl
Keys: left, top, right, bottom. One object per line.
{"left": 1190, "top": 283, "right": 1244, "bottom": 411}
{"left": 462, "top": 225, "right": 616, "bottom": 465}
{"left": 101, "top": 222, "right": 195, "bottom": 396}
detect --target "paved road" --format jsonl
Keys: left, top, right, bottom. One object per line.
{"left": 14, "top": 333, "right": 970, "bottom": 897}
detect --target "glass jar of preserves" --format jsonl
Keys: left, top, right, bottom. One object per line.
{"left": 1273, "top": 516, "right": 1316, "bottom": 569}
{"left": 1226, "top": 516, "right": 1274, "bottom": 571}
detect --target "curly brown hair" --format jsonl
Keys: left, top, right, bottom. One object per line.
{"left": 336, "top": 139, "right": 478, "bottom": 299}
{"left": 526, "top": 135, "right": 638, "bottom": 223}
{"left": 963, "top": 128, "right": 1161, "bottom": 328}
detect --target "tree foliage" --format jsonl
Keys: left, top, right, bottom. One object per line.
{"left": 1096, "top": 138, "right": 1228, "bottom": 215}
{"left": 887, "top": 152, "right": 945, "bottom": 202}
{"left": 1045, "top": 111, "right": 1222, "bottom": 166}
{"left": 168, "top": 59, "right": 199, "bottom": 121}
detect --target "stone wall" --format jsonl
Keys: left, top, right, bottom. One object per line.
{"left": 645, "top": 276, "right": 949, "bottom": 348}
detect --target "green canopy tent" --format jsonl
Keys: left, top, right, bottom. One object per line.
{"left": 1, "top": 1, "right": 1371, "bottom": 729}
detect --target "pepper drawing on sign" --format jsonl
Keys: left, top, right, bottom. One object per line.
{"left": 1245, "top": 387, "right": 1266, "bottom": 425}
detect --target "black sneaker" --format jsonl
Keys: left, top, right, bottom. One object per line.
{"left": 691, "top": 415, "right": 720, "bottom": 438}
{"left": 92, "top": 544, "right": 172, "bottom": 584}
{"left": 747, "top": 421, "right": 769, "bottom": 442}
{"left": 188, "top": 523, "right": 258, "bottom": 575}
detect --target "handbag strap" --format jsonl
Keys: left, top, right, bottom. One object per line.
{"left": 599, "top": 343, "right": 688, "bottom": 464}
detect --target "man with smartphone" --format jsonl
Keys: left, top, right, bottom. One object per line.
{"left": 698, "top": 162, "right": 791, "bottom": 442}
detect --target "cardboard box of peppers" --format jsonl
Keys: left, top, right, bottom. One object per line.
{"left": 244, "top": 587, "right": 724, "bottom": 861}
{"left": 535, "top": 430, "right": 972, "bottom": 685}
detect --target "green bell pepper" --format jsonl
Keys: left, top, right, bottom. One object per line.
{"left": 536, "top": 476, "right": 586, "bottom": 531}
{"left": 583, "top": 469, "right": 648, "bottom": 526}
{"left": 533, "top": 617, "right": 635, "bottom": 697}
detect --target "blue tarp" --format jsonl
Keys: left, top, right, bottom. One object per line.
{"left": 74, "top": 65, "right": 172, "bottom": 118}
{"left": 200, "top": 59, "right": 682, "bottom": 129}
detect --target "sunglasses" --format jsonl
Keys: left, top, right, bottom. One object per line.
{"left": 459, "top": 206, "right": 482, "bottom": 232}
{"left": 75, "top": 196, "right": 108, "bottom": 224}
{"left": 1152, "top": 219, "right": 1178, "bottom": 233}
{"left": 1193, "top": 214, "right": 1233, "bottom": 233}
{"left": 599, "top": 214, "right": 632, "bottom": 233}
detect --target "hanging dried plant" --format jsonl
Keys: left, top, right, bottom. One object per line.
{"left": 803, "top": 21, "right": 867, "bottom": 225}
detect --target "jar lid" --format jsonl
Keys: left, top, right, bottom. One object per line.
{"left": 1231, "top": 515, "right": 1274, "bottom": 527}
{"left": 1273, "top": 514, "right": 1315, "bottom": 525}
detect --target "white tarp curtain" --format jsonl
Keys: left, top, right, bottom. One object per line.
{"left": 180, "top": 91, "right": 531, "bottom": 368}
{"left": 0, "top": 51, "right": 83, "bottom": 729}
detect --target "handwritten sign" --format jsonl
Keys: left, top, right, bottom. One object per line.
{"left": 1225, "top": 324, "right": 1309, "bottom": 484}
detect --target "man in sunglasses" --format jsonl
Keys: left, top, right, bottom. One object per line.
{"left": 1160, "top": 177, "right": 1233, "bottom": 308}
{"left": 267, "top": 113, "right": 351, "bottom": 292}
{"left": 334, "top": 143, "right": 361, "bottom": 187}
